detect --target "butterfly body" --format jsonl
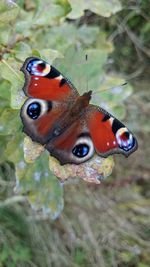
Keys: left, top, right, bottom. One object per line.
{"left": 51, "top": 91, "right": 92, "bottom": 137}
{"left": 20, "top": 57, "right": 138, "bottom": 165}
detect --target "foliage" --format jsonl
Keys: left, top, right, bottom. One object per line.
{"left": 0, "top": 0, "right": 150, "bottom": 267}
{"left": 0, "top": 0, "right": 130, "bottom": 222}
{"left": 67, "top": 0, "right": 122, "bottom": 19}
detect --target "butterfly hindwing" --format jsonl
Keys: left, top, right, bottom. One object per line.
{"left": 21, "top": 57, "right": 79, "bottom": 101}
{"left": 86, "top": 105, "right": 138, "bottom": 157}
{"left": 46, "top": 119, "right": 95, "bottom": 165}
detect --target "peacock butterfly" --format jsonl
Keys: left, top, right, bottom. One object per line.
{"left": 20, "top": 57, "right": 138, "bottom": 165}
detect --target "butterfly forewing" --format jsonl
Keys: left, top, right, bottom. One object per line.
{"left": 21, "top": 57, "right": 79, "bottom": 101}
{"left": 86, "top": 105, "right": 138, "bottom": 157}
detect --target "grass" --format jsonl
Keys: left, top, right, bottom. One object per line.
{"left": 0, "top": 145, "right": 150, "bottom": 267}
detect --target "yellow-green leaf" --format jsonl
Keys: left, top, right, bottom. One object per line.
{"left": 67, "top": 0, "right": 122, "bottom": 19}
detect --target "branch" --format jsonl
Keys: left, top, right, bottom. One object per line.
{"left": 0, "top": 195, "right": 27, "bottom": 207}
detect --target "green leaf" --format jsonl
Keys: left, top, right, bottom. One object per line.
{"left": 5, "top": 135, "right": 64, "bottom": 219}
{"left": 5, "top": 133, "right": 24, "bottom": 165}
{"left": 111, "top": 105, "right": 126, "bottom": 119}
{"left": 38, "top": 48, "right": 63, "bottom": 63}
{"left": 15, "top": 11, "right": 34, "bottom": 38}
{"left": 32, "top": 0, "right": 65, "bottom": 27}
{"left": 0, "top": 109, "right": 21, "bottom": 135}
{"left": 16, "top": 153, "right": 64, "bottom": 220}
{"left": 33, "top": 23, "right": 101, "bottom": 52}
{"left": 54, "top": 45, "right": 108, "bottom": 94}
{"left": 0, "top": 135, "right": 10, "bottom": 163}
{"left": 13, "top": 42, "right": 32, "bottom": 61}
{"left": 0, "top": 0, "right": 20, "bottom": 24}
{"left": 67, "top": 0, "right": 122, "bottom": 19}
{"left": 0, "top": 26, "right": 12, "bottom": 46}
{"left": 92, "top": 74, "right": 133, "bottom": 119}
{"left": 0, "top": 59, "right": 25, "bottom": 109}
{"left": 0, "top": 80, "right": 11, "bottom": 108}
{"left": 56, "top": 0, "right": 71, "bottom": 15}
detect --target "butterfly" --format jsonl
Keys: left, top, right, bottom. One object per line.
{"left": 20, "top": 57, "right": 138, "bottom": 165}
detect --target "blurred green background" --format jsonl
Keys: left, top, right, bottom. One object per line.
{"left": 0, "top": 0, "right": 149, "bottom": 266}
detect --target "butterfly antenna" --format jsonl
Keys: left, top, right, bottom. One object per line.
{"left": 85, "top": 54, "right": 89, "bottom": 92}
{"left": 92, "top": 82, "right": 127, "bottom": 96}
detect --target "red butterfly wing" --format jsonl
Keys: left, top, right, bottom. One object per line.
{"left": 21, "top": 98, "right": 69, "bottom": 145}
{"left": 86, "top": 105, "right": 138, "bottom": 157}
{"left": 21, "top": 57, "right": 79, "bottom": 101}
{"left": 46, "top": 119, "right": 94, "bottom": 165}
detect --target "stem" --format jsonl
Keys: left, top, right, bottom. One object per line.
{"left": 0, "top": 195, "right": 27, "bottom": 207}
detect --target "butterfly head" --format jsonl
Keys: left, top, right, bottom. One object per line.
{"left": 82, "top": 90, "right": 92, "bottom": 103}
